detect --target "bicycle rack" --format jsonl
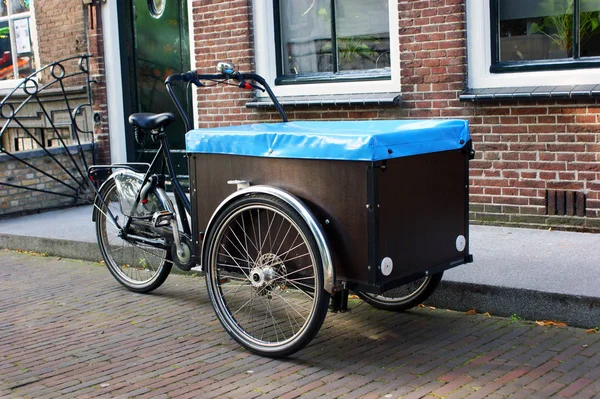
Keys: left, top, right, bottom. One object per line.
{"left": 0, "top": 55, "right": 95, "bottom": 216}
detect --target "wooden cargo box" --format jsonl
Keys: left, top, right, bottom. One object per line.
{"left": 186, "top": 120, "right": 473, "bottom": 293}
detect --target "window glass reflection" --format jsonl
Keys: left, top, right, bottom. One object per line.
{"left": 10, "top": 0, "right": 29, "bottom": 14}
{"left": 335, "top": 0, "right": 390, "bottom": 71}
{"left": 0, "top": 21, "right": 13, "bottom": 80}
{"left": 499, "top": 0, "right": 573, "bottom": 61}
{"left": 14, "top": 17, "right": 33, "bottom": 77}
{"left": 580, "top": 0, "right": 600, "bottom": 57}
{"left": 280, "top": 0, "right": 332, "bottom": 75}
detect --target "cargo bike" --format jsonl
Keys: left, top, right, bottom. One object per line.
{"left": 89, "top": 63, "right": 474, "bottom": 358}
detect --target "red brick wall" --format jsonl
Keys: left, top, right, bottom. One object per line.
{"left": 191, "top": 0, "right": 257, "bottom": 127}
{"left": 34, "top": 0, "right": 87, "bottom": 80}
{"left": 190, "top": 0, "right": 600, "bottom": 231}
{"left": 467, "top": 102, "right": 600, "bottom": 230}
{"left": 33, "top": 0, "right": 110, "bottom": 163}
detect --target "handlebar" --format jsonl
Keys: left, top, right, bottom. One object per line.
{"left": 165, "top": 70, "right": 287, "bottom": 132}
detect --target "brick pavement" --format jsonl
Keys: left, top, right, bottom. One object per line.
{"left": 1, "top": 250, "right": 599, "bottom": 399}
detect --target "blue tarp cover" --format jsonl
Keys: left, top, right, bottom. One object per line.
{"left": 185, "top": 120, "right": 470, "bottom": 162}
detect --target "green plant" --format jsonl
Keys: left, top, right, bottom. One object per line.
{"left": 320, "top": 37, "right": 379, "bottom": 64}
{"left": 338, "top": 37, "right": 378, "bottom": 64}
{"left": 529, "top": 0, "right": 600, "bottom": 53}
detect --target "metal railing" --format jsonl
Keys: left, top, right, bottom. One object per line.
{"left": 0, "top": 55, "right": 94, "bottom": 209}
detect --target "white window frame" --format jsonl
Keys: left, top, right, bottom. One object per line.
{"left": 467, "top": 0, "right": 600, "bottom": 89}
{"left": 252, "top": 0, "right": 400, "bottom": 97}
{"left": 0, "top": 0, "right": 39, "bottom": 90}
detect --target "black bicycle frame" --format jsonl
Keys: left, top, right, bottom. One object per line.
{"left": 91, "top": 68, "right": 284, "bottom": 247}
{"left": 89, "top": 130, "right": 191, "bottom": 238}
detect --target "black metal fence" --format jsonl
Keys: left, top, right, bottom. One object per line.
{"left": 0, "top": 55, "right": 94, "bottom": 216}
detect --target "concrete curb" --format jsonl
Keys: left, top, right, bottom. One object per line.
{"left": 0, "top": 234, "right": 101, "bottom": 263}
{"left": 428, "top": 280, "right": 600, "bottom": 329}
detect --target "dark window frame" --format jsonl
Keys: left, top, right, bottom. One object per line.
{"left": 490, "top": 0, "right": 600, "bottom": 73}
{"left": 273, "top": 0, "right": 392, "bottom": 85}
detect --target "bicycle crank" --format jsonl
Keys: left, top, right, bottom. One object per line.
{"left": 152, "top": 211, "right": 195, "bottom": 271}
{"left": 171, "top": 235, "right": 195, "bottom": 271}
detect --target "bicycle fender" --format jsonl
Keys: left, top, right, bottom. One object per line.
{"left": 91, "top": 169, "right": 147, "bottom": 222}
{"left": 201, "top": 185, "right": 335, "bottom": 294}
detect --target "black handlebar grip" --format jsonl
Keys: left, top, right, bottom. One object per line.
{"left": 165, "top": 71, "right": 197, "bottom": 84}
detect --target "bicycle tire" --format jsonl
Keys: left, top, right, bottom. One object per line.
{"left": 95, "top": 176, "right": 172, "bottom": 293}
{"left": 204, "top": 194, "right": 330, "bottom": 357}
{"left": 355, "top": 272, "right": 443, "bottom": 312}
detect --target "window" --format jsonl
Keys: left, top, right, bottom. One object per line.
{"left": 492, "top": 0, "right": 600, "bottom": 72}
{"left": 276, "top": 0, "right": 391, "bottom": 84}
{"left": 466, "top": 0, "right": 600, "bottom": 89}
{"left": 253, "top": 0, "right": 400, "bottom": 97}
{"left": 0, "top": 0, "right": 35, "bottom": 82}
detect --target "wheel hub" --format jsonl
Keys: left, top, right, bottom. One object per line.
{"left": 249, "top": 253, "right": 286, "bottom": 294}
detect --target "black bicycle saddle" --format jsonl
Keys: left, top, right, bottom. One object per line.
{"left": 128, "top": 112, "right": 176, "bottom": 130}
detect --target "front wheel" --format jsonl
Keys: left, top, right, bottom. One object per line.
{"left": 355, "top": 272, "right": 443, "bottom": 312}
{"left": 204, "top": 194, "right": 330, "bottom": 357}
{"left": 95, "top": 176, "right": 172, "bottom": 293}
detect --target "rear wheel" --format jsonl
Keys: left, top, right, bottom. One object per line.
{"left": 355, "top": 272, "right": 443, "bottom": 311}
{"left": 204, "top": 194, "right": 330, "bottom": 357}
{"left": 95, "top": 177, "right": 172, "bottom": 293}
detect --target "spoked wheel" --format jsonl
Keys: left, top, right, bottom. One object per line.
{"left": 204, "top": 194, "right": 330, "bottom": 357}
{"left": 355, "top": 272, "right": 443, "bottom": 312}
{"left": 95, "top": 177, "right": 172, "bottom": 293}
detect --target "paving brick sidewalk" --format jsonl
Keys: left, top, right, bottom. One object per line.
{"left": 1, "top": 251, "right": 599, "bottom": 399}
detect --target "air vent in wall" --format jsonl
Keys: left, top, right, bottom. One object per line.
{"left": 546, "top": 190, "right": 586, "bottom": 217}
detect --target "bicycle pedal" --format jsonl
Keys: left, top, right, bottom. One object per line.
{"left": 152, "top": 211, "right": 174, "bottom": 227}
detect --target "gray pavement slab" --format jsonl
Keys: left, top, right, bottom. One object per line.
{"left": 1, "top": 251, "right": 599, "bottom": 399}
{"left": 446, "top": 224, "right": 600, "bottom": 298}
{"left": 0, "top": 205, "right": 95, "bottom": 242}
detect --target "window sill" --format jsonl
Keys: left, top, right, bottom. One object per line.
{"left": 246, "top": 92, "right": 401, "bottom": 108}
{"left": 460, "top": 85, "right": 600, "bottom": 101}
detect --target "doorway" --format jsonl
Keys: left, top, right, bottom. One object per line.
{"left": 119, "top": 0, "right": 192, "bottom": 180}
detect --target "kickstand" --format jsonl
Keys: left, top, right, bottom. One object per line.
{"left": 330, "top": 288, "right": 349, "bottom": 313}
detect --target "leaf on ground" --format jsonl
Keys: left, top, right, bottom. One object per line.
{"left": 465, "top": 309, "right": 477, "bottom": 315}
{"left": 536, "top": 320, "right": 567, "bottom": 327}
{"left": 348, "top": 294, "right": 359, "bottom": 299}
{"left": 429, "top": 306, "right": 436, "bottom": 310}
{"left": 417, "top": 304, "right": 425, "bottom": 308}
{"left": 483, "top": 312, "right": 491, "bottom": 318}
{"left": 585, "top": 329, "right": 598, "bottom": 334}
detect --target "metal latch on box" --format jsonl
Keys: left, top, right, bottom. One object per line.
{"left": 227, "top": 180, "right": 250, "bottom": 191}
